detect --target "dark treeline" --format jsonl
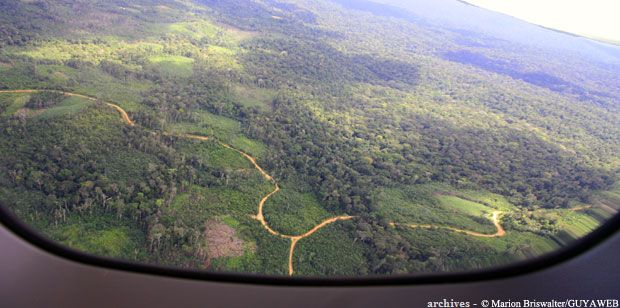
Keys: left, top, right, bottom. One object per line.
{"left": 24, "top": 91, "right": 65, "bottom": 109}
{"left": 0, "top": 106, "right": 229, "bottom": 266}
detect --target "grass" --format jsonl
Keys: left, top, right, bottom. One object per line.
{"left": 168, "top": 21, "right": 219, "bottom": 41}
{"left": 165, "top": 180, "right": 271, "bottom": 228}
{"left": 148, "top": 55, "right": 194, "bottom": 77}
{"left": 376, "top": 184, "right": 574, "bottom": 267}
{"left": 556, "top": 211, "right": 600, "bottom": 238}
{"left": 0, "top": 63, "right": 149, "bottom": 111}
{"left": 228, "top": 136, "right": 268, "bottom": 159}
{"left": 177, "top": 138, "right": 252, "bottom": 170}
{"left": 168, "top": 110, "right": 241, "bottom": 137}
{"left": 211, "top": 245, "right": 259, "bottom": 273}
{"left": 46, "top": 213, "right": 147, "bottom": 261}
{"left": 203, "top": 45, "right": 241, "bottom": 70}
{"left": 233, "top": 85, "right": 275, "bottom": 110}
{"left": 474, "top": 230, "right": 559, "bottom": 260}
{"left": 450, "top": 189, "right": 517, "bottom": 212}
{"left": 530, "top": 209, "right": 601, "bottom": 244}
{"left": 395, "top": 225, "right": 558, "bottom": 271}
{"left": 262, "top": 184, "right": 334, "bottom": 235}
{"left": 375, "top": 184, "right": 503, "bottom": 234}
{"left": 0, "top": 92, "right": 91, "bottom": 119}
{"left": 37, "top": 96, "right": 91, "bottom": 119}
{"left": 1, "top": 91, "right": 102, "bottom": 120}
{"left": 436, "top": 195, "right": 493, "bottom": 217}
{"left": 167, "top": 110, "right": 268, "bottom": 158}
{"left": 0, "top": 93, "right": 30, "bottom": 117}
{"left": 37, "top": 64, "right": 149, "bottom": 111}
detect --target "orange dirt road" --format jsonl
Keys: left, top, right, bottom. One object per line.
{"left": 0, "top": 89, "right": 134, "bottom": 126}
{"left": 0, "top": 89, "right": 353, "bottom": 276}
{"left": 391, "top": 211, "right": 505, "bottom": 238}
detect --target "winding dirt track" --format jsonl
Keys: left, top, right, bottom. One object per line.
{"left": 15, "top": 90, "right": 588, "bottom": 274}
{"left": 0, "top": 89, "right": 352, "bottom": 276}
{"left": 390, "top": 211, "right": 506, "bottom": 238}
{"left": 0, "top": 90, "right": 135, "bottom": 126}
{"left": 214, "top": 139, "right": 354, "bottom": 275}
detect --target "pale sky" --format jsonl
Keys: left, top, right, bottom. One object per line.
{"left": 463, "top": 0, "right": 620, "bottom": 43}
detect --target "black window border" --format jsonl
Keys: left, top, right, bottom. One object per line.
{"left": 0, "top": 200, "right": 618, "bottom": 286}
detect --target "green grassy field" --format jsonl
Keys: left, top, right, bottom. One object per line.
{"left": 233, "top": 85, "right": 276, "bottom": 110}
{"left": 148, "top": 55, "right": 194, "bottom": 78}
{"left": 167, "top": 110, "right": 267, "bottom": 158}
{"left": 37, "top": 96, "right": 91, "bottom": 119}
{"left": 375, "top": 184, "right": 506, "bottom": 234}
{"left": 45, "top": 213, "right": 147, "bottom": 261}
{"left": 0, "top": 93, "right": 30, "bottom": 116}
{"left": 394, "top": 225, "right": 558, "bottom": 271}
{"left": 529, "top": 209, "right": 601, "bottom": 245}
{"left": 175, "top": 138, "right": 253, "bottom": 170}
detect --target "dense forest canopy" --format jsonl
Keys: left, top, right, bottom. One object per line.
{"left": 0, "top": 0, "right": 618, "bottom": 277}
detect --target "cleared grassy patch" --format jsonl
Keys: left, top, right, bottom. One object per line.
{"left": 203, "top": 45, "right": 240, "bottom": 70}
{"left": 474, "top": 230, "right": 559, "bottom": 261}
{"left": 167, "top": 110, "right": 267, "bottom": 158}
{"left": 375, "top": 185, "right": 502, "bottom": 234}
{"left": 26, "top": 64, "right": 149, "bottom": 111}
{"left": 168, "top": 21, "right": 219, "bottom": 40}
{"left": 395, "top": 225, "right": 558, "bottom": 271}
{"left": 168, "top": 110, "right": 240, "bottom": 136}
{"left": 148, "top": 55, "right": 194, "bottom": 77}
{"left": 450, "top": 189, "right": 517, "bottom": 212}
{"left": 37, "top": 96, "right": 91, "bottom": 119}
{"left": 45, "top": 213, "right": 147, "bottom": 261}
{"left": 233, "top": 85, "right": 275, "bottom": 110}
{"left": 535, "top": 209, "right": 600, "bottom": 242}
{"left": 436, "top": 195, "right": 493, "bottom": 217}
{"left": 0, "top": 92, "right": 30, "bottom": 116}
{"left": 175, "top": 138, "right": 252, "bottom": 170}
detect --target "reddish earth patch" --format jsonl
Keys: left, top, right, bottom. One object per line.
{"left": 203, "top": 220, "right": 246, "bottom": 266}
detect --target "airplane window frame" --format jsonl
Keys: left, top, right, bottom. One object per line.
{"left": 1, "top": 200, "right": 618, "bottom": 286}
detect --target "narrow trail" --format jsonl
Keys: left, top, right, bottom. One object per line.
{"left": 0, "top": 89, "right": 353, "bottom": 276}
{"left": 389, "top": 203, "right": 599, "bottom": 239}
{"left": 7, "top": 89, "right": 601, "bottom": 275}
{"left": 215, "top": 141, "right": 354, "bottom": 275}
{"left": 0, "top": 89, "right": 135, "bottom": 126}
{"left": 390, "top": 211, "right": 506, "bottom": 238}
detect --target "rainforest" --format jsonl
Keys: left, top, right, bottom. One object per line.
{"left": 0, "top": 0, "right": 618, "bottom": 277}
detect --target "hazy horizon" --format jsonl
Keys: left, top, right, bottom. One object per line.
{"left": 462, "top": 0, "right": 620, "bottom": 44}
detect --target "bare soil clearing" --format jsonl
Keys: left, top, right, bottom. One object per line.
{"left": 1, "top": 89, "right": 534, "bottom": 276}
{"left": 204, "top": 220, "right": 247, "bottom": 263}
{"left": 0, "top": 89, "right": 352, "bottom": 276}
